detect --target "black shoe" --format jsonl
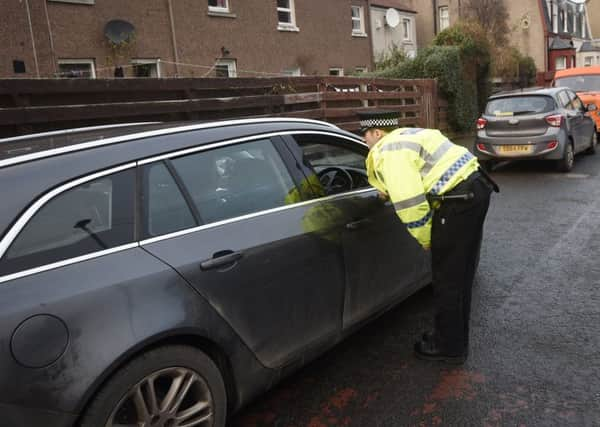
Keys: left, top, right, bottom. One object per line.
{"left": 414, "top": 339, "right": 467, "bottom": 364}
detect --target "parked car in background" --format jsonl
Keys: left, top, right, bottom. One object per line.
{"left": 0, "top": 119, "right": 431, "bottom": 427}
{"left": 474, "top": 87, "right": 597, "bottom": 172}
{"left": 554, "top": 66, "right": 600, "bottom": 136}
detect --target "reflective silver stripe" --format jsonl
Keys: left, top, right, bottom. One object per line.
{"left": 421, "top": 140, "right": 453, "bottom": 176}
{"left": 393, "top": 194, "right": 427, "bottom": 211}
{"left": 379, "top": 141, "right": 422, "bottom": 155}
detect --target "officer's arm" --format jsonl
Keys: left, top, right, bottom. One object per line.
{"left": 380, "top": 150, "right": 432, "bottom": 249}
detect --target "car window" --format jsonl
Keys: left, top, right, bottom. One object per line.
{"left": 291, "top": 134, "right": 370, "bottom": 197}
{"left": 568, "top": 91, "right": 584, "bottom": 111}
{"left": 485, "top": 96, "right": 555, "bottom": 116}
{"left": 0, "top": 169, "right": 135, "bottom": 276}
{"left": 555, "top": 75, "right": 600, "bottom": 92}
{"left": 143, "top": 162, "right": 197, "bottom": 238}
{"left": 558, "top": 91, "right": 572, "bottom": 109}
{"left": 170, "top": 139, "right": 297, "bottom": 224}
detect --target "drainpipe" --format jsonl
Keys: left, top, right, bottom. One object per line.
{"left": 42, "top": 0, "right": 57, "bottom": 76}
{"left": 366, "top": 0, "right": 375, "bottom": 72}
{"left": 433, "top": 0, "right": 438, "bottom": 36}
{"left": 167, "top": 0, "right": 181, "bottom": 77}
{"left": 23, "top": 0, "right": 40, "bottom": 78}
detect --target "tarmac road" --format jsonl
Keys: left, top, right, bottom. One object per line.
{"left": 231, "top": 151, "right": 600, "bottom": 427}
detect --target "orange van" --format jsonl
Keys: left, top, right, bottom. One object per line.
{"left": 554, "top": 66, "right": 600, "bottom": 135}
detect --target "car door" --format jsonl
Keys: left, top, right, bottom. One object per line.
{"left": 559, "top": 90, "right": 585, "bottom": 151}
{"left": 282, "top": 132, "right": 431, "bottom": 329}
{"left": 569, "top": 90, "right": 596, "bottom": 149}
{"left": 139, "top": 136, "right": 346, "bottom": 369}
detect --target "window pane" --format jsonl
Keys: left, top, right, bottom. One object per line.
{"left": 143, "top": 162, "right": 196, "bottom": 238}
{"left": 351, "top": 6, "right": 359, "bottom": 18}
{"left": 278, "top": 11, "right": 291, "bottom": 23}
{"left": 209, "top": 0, "right": 227, "bottom": 7}
{"left": 352, "top": 20, "right": 361, "bottom": 31}
{"left": 485, "top": 96, "right": 555, "bottom": 115}
{"left": 171, "top": 140, "right": 297, "bottom": 224}
{"left": 215, "top": 65, "right": 230, "bottom": 77}
{"left": 1, "top": 169, "right": 135, "bottom": 275}
{"left": 58, "top": 63, "right": 93, "bottom": 78}
{"left": 293, "top": 135, "right": 369, "bottom": 196}
{"left": 277, "top": 0, "right": 290, "bottom": 8}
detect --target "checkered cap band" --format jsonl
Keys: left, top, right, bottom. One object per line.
{"left": 359, "top": 117, "right": 399, "bottom": 129}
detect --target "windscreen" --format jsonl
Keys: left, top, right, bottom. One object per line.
{"left": 485, "top": 96, "right": 555, "bottom": 116}
{"left": 555, "top": 75, "right": 600, "bottom": 92}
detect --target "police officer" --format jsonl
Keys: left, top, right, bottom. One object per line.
{"left": 358, "top": 111, "right": 498, "bottom": 363}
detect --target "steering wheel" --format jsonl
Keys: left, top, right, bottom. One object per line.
{"left": 317, "top": 167, "right": 354, "bottom": 194}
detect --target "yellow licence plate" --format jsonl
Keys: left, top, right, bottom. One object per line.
{"left": 497, "top": 145, "right": 533, "bottom": 154}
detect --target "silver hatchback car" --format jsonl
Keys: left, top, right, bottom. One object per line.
{"left": 474, "top": 87, "right": 598, "bottom": 172}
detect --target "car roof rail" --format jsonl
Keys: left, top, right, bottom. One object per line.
{"left": 0, "top": 118, "right": 339, "bottom": 169}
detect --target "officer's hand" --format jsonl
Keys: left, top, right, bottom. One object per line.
{"left": 377, "top": 191, "right": 389, "bottom": 201}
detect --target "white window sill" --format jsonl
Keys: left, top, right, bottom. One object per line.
{"left": 208, "top": 10, "right": 236, "bottom": 18}
{"left": 278, "top": 24, "right": 300, "bottom": 32}
{"left": 352, "top": 32, "right": 368, "bottom": 38}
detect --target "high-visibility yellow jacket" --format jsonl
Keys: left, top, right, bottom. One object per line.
{"left": 366, "top": 127, "right": 479, "bottom": 249}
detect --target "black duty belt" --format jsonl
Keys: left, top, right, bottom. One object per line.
{"left": 426, "top": 168, "right": 499, "bottom": 204}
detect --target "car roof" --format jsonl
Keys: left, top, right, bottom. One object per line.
{"left": 488, "top": 87, "right": 563, "bottom": 99}
{"left": 0, "top": 118, "right": 339, "bottom": 166}
{"left": 555, "top": 66, "right": 600, "bottom": 78}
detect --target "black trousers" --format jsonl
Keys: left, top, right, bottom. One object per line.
{"left": 430, "top": 172, "right": 492, "bottom": 355}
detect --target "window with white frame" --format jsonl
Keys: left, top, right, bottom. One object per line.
{"left": 555, "top": 56, "right": 566, "bottom": 70}
{"left": 402, "top": 18, "right": 411, "bottom": 40}
{"left": 355, "top": 66, "right": 368, "bottom": 74}
{"left": 439, "top": 6, "right": 449, "bottom": 31}
{"left": 215, "top": 59, "right": 237, "bottom": 77}
{"left": 131, "top": 59, "right": 161, "bottom": 78}
{"left": 329, "top": 68, "right": 344, "bottom": 76}
{"left": 351, "top": 6, "right": 365, "bottom": 35}
{"left": 208, "top": 0, "right": 229, "bottom": 12}
{"left": 277, "top": 0, "right": 297, "bottom": 29}
{"left": 585, "top": 56, "right": 593, "bottom": 67}
{"left": 57, "top": 59, "right": 96, "bottom": 78}
{"left": 282, "top": 67, "right": 301, "bottom": 76}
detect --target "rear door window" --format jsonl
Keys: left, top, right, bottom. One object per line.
{"left": 169, "top": 139, "right": 298, "bottom": 224}
{"left": 485, "top": 96, "right": 555, "bottom": 116}
{"left": 568, "top": 91, "right": 584, "bottom": 111}
{"left": 0, "top": 169, "right": 135, "bottom": 276}
{"left": 558, "top": 91, "right": 572, "bottom": 109}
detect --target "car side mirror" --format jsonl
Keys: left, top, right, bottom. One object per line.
{"left": 587, "top": 104, "right": 598, "bottom": 112}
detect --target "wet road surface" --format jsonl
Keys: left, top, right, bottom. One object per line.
{"left": 231, "top": 152, "right": 600, "bottom": 427}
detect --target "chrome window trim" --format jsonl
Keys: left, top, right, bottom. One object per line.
{"left": 0, "top": 128, "right": 367, "bottom": 282}
{"left": 0, "top": 243, "right": 139, "bottom": 285}
{"left": 140, "top": 187, "right": 376, "bottom": 246}
{"left": 0, "top": 162, "right": 136, "bottom": 261}
{"left": 0, "top": 118, "right": 338, "bottom": 169}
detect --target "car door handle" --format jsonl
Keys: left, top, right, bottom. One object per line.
{"left": 345, "top": 218, "right": 371, "bottom": 230}
{"left": 200, "top": 251, "right": 243, "bottom": 271}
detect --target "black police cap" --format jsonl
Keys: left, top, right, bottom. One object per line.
{"left": 357, "top": 110, "right": 400, "bottom": 134}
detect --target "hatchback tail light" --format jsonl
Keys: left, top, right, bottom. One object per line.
{"left": 545, "top": 114, "right": 563, "bottom": 127}
{"left": 476, "top": 118, "right": 487, "bottom": 130}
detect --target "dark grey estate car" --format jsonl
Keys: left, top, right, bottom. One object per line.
{"left": 0, "top": 119, "right": 430, "bottom": 427}
{"left": 474, "top": 87, "right": 597, "bottom": 172}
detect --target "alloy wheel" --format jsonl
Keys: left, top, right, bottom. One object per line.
{"left": 106, "top": 367, "right": 214, "bottom": 427}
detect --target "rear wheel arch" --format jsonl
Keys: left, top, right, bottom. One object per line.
{"left": 75, "top": 333, "right": 238, "bottom": 424}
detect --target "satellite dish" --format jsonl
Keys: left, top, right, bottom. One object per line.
{"left": 385, "top": 8, "right": 400, "bottom": 28}
{"left": 104, "top": 20, "right": 135, "bottom": 44}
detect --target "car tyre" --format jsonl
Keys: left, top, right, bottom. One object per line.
{"left": 557, "top": 142, "right": 575, "bottom": 172}
{"left": 79, "top": 345, "right": 227, "bottom": 427}
{"left": 586, "top": 130, "right": 598, "bottom": 155}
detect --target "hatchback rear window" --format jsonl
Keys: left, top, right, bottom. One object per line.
{"left": 485, "top": 96, "right": 555, "bottom": 116}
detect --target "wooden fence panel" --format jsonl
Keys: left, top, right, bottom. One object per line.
{"left": 0, "top": 77, "right": 443, "bottom": 138}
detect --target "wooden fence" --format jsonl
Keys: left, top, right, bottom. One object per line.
{"left": 0, "top": 77, "right": 447, "bottom": 138}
